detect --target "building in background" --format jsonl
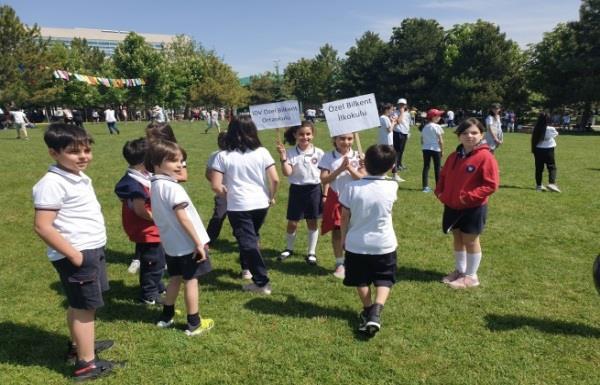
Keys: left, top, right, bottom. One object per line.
{"left": 40, "top": 27, "right": 177, "bottom": 55}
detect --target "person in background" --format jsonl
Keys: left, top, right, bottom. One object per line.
{"left": 531, "top": 112, "right": 561, "bottom": 193}
{"left": 484, "top": 103, "right": 503, "bottom": 153}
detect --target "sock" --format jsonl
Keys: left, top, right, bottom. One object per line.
{"left": 335, "top": 257, "right": 345, "bottom": 267}
{"left": 454, "top": 250, "right": 467, "bottom": 273}
{"left": 286, "top": 232, "right": 296, "bottom": 250}
{"left": 187, "top": 313, "right": 200, "bottom": 329}
{"left": 465, "top": 252, "right": 482, "bottom": 276}
{"left": 307, "top": 230, "right": 318, "bottom": 255}
{"left": 161, "top": 304, "right": 175, "bottom": 321}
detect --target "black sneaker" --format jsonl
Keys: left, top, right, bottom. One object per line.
{"left": 73, "top": 358, "right": 115, "bottom": 381}
{"left": 65, "top": 340, "right": 114, "bottom": 364}
{"left": 365, "top": 304, "right": 384, "bottom": 336}
{"left": 358, "top": 306, "right": 371, "bottom": 332}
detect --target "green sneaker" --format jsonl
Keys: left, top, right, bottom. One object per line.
{"left": 185, "top": 318, "right": 214, "bottom": 336}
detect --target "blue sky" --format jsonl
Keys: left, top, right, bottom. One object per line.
{"left": 8, "top": 0, "right": 581, "bottom": 77}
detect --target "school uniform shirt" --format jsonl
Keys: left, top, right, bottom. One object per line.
{"left": 536, "top": 126, "right": 558, "bottom": 148}
{"left": 378, "top": 115, "right": 393, "bottom": 146}
{"left": 318, "top": 149, "right": 362, "bottom": 194}
{"left": 393, "top": 111, "right": 411, "bottom": 134}
{"left": 421, "top": 123, "right": 444, "bottom": 151}
{"left": 285, "top": 145, "right": 324, "bottom": 185}
{"left": 212, "top": 147, "right": 275, "bottom": 211}
{"left": 10, "top": 110, "right": 27, "bottom": 124}
{"left": 114, "top": 168, "right": 160, "bottom": 243}
{"left": 435, "top": 143, "right": 499, "bottom": 210}
{"left": 104, "top": 109, "right": 116, "bottom": 123}
{"left": 485, "top": 115, "right": 503, "bottom": 150}
{"left": 150, "top": 174, "right": 209, "bottom": 256}
{"left": 32, "top": 165, "right": 106, "bottom": 261}
{"left": 339, "top": 176, "right": 398, "bottom": 255}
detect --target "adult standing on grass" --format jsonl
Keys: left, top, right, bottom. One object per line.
{"left": 104, "top": 106, "right": 120, "bottom": 135}
{"left": 211, "top": 116, "right": 279, "bottom": 294}
{"left": 10, "top": 107, "right": 30, "bottom": 140}
{"left": 435, "top": 118, "right": 499, "bottom": 289}
{"left": 484, "top": 103, "right": 503, "bottom": 153}
{"left": 531, "top": 112, "right": 561, "bottom": 193}
{"left": 392, "top": 98, "right": 410, "bottom": 182}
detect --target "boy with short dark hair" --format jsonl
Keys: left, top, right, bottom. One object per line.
{"left": 114, "top": 138, "right": 165, "bottom": 304}
{"left": 33, "top": 123, "right": 119, "bottom": 380}
{"left": 339, "top": 144, "right": 398, "bottom": 336}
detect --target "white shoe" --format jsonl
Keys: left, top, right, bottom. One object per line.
{"left": 333, "top": 264, "right": 345, "bottom": 279}
{"left": 546, "top": 184, "right": 561, "bottom": 193}
{"left": 156, "top": 319, "right": 174, "bottom": 328}
{"left": 393, "top": 174, "right": 405, "bottom": 182}
{"left": 241, "top": 269, "right": 253, "bottom": 280}
{"left": 536, "top": 185, "right": 547, "bottom": 192}
{"left": 127, "top": 259, "right": 140, "bottom": 274}
{"left": 242, "top": 282, "right": 272, "bottom": 295}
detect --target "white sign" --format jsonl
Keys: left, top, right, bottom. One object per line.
{"left": 249, "top": 100, "right": 301, "bottom": 130}
{"left": 322, "top": 93, "right": 379, "bottom": 137}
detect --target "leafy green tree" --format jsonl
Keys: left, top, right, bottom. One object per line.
{"left": 441, "top": 20, "right": 527, "bottom": 111}
{"left": 339, "top": 31, "right": 387, "bottom": 100}
{"left": 312, "top": 44, "right": 341, "bottom": 103}
{"left": 384, "top": 18, "right": 445, "bottom": 109}
{"left": 284, "top": 58, "right": 316, "bottom": 106}
{"left": 247, "top": 72, "right": 280, "bottom": 104}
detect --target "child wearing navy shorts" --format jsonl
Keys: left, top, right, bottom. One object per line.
{"left": 33, "top": 123, "right": 118, "bottom": 380}
{"left": 205, "top": 132, "right": 228, "bottom": 244}
{"left": 319, "top": 133, "right": 365, "bottom": 279}
{"left": 435, "top": 118, "right": 499, "bottom": 289}
{"left": 114, "top": 138, "right": 165, "bottom": 304}
{"left": 146, "top": 140, "right": 214, "bottom": 335}
{"left": 339, "top": 144, "right": 398, "bottom": 336}
{"left": 276, "top": 121, "right": 324, "bottom": 265}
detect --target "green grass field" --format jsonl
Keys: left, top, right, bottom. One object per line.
{"left": 0, "top": 120, "right": 599, "bottom": 385}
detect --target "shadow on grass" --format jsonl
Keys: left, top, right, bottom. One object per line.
{"left": 0, "top": 321, "right": 68, "bottom": 377}
{"left": 586, "top": 168, "right": 600, "bottom": 172}
{"left": 397, "top": 266, "right": 444, "bottom": 282}
{"left": 485, "top": 314, "right": 600, "bottom": 338}
{"left": 105, "top": 248, "right": 135, "bottom": 266}
{"left": 499, "top": 184, "right": 533, "bottom": 190}
{"left": 244, "top": 294, "right": 373, "bottom": 341}
{"left": 208, "top": 238, "right": 239, "bottom": 254}
{"left": 269, "top": 259, "right": 330, "bottom": 276}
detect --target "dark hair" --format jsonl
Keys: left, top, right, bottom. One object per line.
{"left": 455, "top": 117, "right": 486, "bottom": 136}
{"left": 44, "top": 123, "right": 94, "bottom": 151}
{"left": 144, "top": 140, "right": 185, "bottom": 173}
{"left": 146, "top": 122, "right": 177, "bottom": 143}
{"left": 217, "top": 131, "right": 227, "bottom": 150}
{"left": 488, "top": 103, "right": 501, "bottom": 116}
{"left": 283, "top": 120, "right": 315, "bottom": 145}
{"left": 364, "top": 144, "right": 396, "bottom": 175}
{"left": 531, "top": 112, "right": 549, "bottom": 153}
{"left": 378, "top": 103, "right": 393, "bottom": 115}
{"left": 122, "top": 138, "right": 147, "bottom": 166}
{"left": 224, "top": 116, "right": 261, "bottom": 152}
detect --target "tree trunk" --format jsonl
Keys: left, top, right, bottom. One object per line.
{"left": 580, "top": 101, "right": 593, "bottom": 131}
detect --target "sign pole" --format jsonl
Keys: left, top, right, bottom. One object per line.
{"left": 275, "top": 127, "right": 281, "bottom": 144}
{"left": 353, "top": 132, "right": 363, "bottom": 155}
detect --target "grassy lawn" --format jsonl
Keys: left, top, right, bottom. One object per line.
{"left": 0, "top": 120, "right": 599, "bottom": 385}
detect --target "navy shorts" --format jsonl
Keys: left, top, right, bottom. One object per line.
{"left": 442, "top": 204, "right": 488, "bottom": 235}
{"left": 52, "top": 247, "right": 109, "bottom": 310}
{"left": 166, "top": 252, "right": 212, "bottom": 280}
{"left": 286, "top": 183, "right": 322, "bottom": 221}
{"left": 343, "top": 250, "right": 397, "bottom": 288}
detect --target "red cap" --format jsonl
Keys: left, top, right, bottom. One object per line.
{"left": 426, "top": 108, "right": 444, "bottom": 120}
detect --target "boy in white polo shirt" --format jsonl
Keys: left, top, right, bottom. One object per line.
{"left": 145, "top": 139, "right": 214, "bottom": 336}
{"left": 33, "top": 123, "right": 118, "bottom": 381}
{"left": 339, "top": 144, "right": 398, "bottom": 337}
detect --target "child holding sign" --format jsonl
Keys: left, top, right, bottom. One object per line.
{"left": 276, "top": 121, "right": 325, "bottom": 265}
{"left": 319, "top": 133, "right": 366, "bottom": 279}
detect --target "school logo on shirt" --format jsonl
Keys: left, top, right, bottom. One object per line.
{"left": 466, "top": 165, "right": 476, "bottom": 173}
{"left": 311, "top": 157, "right": 318, "bottom": 165}
{"left": 350, "top": 159, "right": 359, "bottom": 169}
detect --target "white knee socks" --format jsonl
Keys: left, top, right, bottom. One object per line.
{"left": 286, "top": 232, "right": 296, "bottom": 250}
{"left": 454, "top": 250, "right": 466, "bottom": 273}
{"left": 307, "top": 230, "right": 318, "bottom": 255}
{"left": 465, "top": 252, "right": 482, "bottom": 276}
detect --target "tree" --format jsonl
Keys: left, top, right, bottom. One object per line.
{"left": 440, "top": 20, "right": 527, "bottom": 111}
{"left": 284, "top": 58, "right": 317, "bottom": 106}
{"left": 247, "top": 72, "right": 280, "bottom": 104}
{"left": 312, "top": 44, "right": 341, "bottom": 103}
{"left": 384, "top": 18, "right": 445, "bottom": 109}
{"left": 339, "top": 31, "right": 387, "bottom": 100}
{"left": 189, "top": 53, "right": 249, "bottom": 108}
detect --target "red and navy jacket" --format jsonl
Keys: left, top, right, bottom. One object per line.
{"left": 435, "top": 143, "right": 499, "bottom": 210}
{"left": 114, "top": 173, "right": 160, "bottom": 243}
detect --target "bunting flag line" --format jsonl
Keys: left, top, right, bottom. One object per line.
{"left": 52, "top": 69, "right": 146, "bottom": 88}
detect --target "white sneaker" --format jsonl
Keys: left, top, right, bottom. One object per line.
{"left": 156, "top": 319, "right": 174, "bottom": 328}
{"left": 536, "top": 185, "right": 547, "bottom": 192}
{"left": 242, "top": 282, "right": 272, "bottom": 295}
{"left": 546, "top": 184, "right": 561, "bottom": 193}
{"left": 393, "top": 174, "right": 405, "bottom": 182}
{"left": 333, "top": 264, "right": 345, "bottom": 279}
{"left": 127, "top": 259, "right": 140, "bottom": 274}
{"left": 241, "top": 269, "right": 253, "bottom": 280}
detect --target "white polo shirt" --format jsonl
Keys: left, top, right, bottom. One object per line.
{"left": 485, "top": 115, "right": 503, "bottom": 150}
{"left": 394, "top": 111, "right": 411, "bottom": 134}
{"left": 10, "top": 110, "right": 27, "bottom": 124}
{"left": 285, "top": 144, "right": 324, "bottom": 185}
{"left": 536, "top": 126, "right": 558, "bottom": 148}
{"left": 104, "top": 109, "right": 116, "bottom": 123}
{"left": 32, "top": 166, "right": 106, "bottom": 261}
{"left": 318, "top": 149, "right": 362, "bottom": 194}
{"left": 421, "top": 123, "right": 444, "bottom": 151}
{"left": 150, "top": 174, "right": 209, "bottom": 256}
{"left": 339, "top": 176, "right": 398, "bottom": 255}
{"left": 212, "top": 147, "right": 275, "bottom": 211}
{"left": 379, "top": 115, "right": 393, "bottom": 146}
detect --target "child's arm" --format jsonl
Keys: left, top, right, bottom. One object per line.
{"left": 320, "top": 158, "right": 348, "bottom": 184}
{"left": 340, "top": 206, "right": 351, "bottom": 249}
{"left": 210, "top": 170, "right": 227, "bottom": 197}
{"left": 34, "top": 210, "right": 84, "bottom": 266}
{"left": 438, "top": 132, "right": 444, "bottom": 155}
{"left": 173, "top": 205, "right": 207, "bottom": 261}
{"left": 460, "top": 157, "right": 500, "bottom": 205}
{"left": 131, "top": 198, "right": 153, "bottom": 221}
{"left": 276, "top": 144, "right": 293, "bottom": 177}
{"left": 346, "top": 157, "right": 366, "bottom": 180}
{"left": 266, "top": 165, "right": 280, "bottom": 205}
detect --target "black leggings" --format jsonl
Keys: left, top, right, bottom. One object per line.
{"left": 422, "top": 150, "right": 441, "bottom": 189}
{"left": 533, "top": 147, "right": 557, "bottom": 185}
{"left": 392, "top": 131, "right": 408, "bottom": 172}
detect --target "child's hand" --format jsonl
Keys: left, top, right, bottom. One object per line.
{"left": 276, "top": 143, "right": 286, "bottom": 159}
{"left": 194, "top": 246, "right": 207, "bottom": 263}
{"left": 71, "top": 252, "right": 84, "bottom": 267}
